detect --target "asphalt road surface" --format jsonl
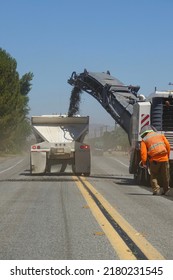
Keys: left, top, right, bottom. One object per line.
{"left": 0, "top": 152, "right": 173, "bottom": 260}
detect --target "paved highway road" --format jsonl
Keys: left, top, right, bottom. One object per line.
{"left": 0, "top": 152, "right": 173, "bottom": 260}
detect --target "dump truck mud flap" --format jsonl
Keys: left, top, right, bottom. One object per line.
{"left": 30, "top": 152, "right": 47, "bottom": 174}
{"left": 73, "top": 142, "right": 91, "bottom": 175}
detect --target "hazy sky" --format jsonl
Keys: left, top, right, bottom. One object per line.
{"left": 1, "top": 0, "right": 173, "bottom": 126}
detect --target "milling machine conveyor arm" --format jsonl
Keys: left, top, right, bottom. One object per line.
{"left": 68, "top": 69, "right": 140, "bottom": 138}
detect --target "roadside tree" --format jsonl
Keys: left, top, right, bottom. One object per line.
{"left": 0, "top": 48, "right": 33, "bottom": 152}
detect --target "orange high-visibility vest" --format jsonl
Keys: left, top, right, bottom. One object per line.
{"left": 142, "top": 132, "right": 167, "bottom": 158}
{"left": 140, "top": 132, "right": 170, "bottom": 164}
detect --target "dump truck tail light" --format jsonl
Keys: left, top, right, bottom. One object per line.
{"left": 80, "top": 145, "right": 90, "bottom": 150}
{"left": 32, "top": 145, "right": 40, "bottom": 149}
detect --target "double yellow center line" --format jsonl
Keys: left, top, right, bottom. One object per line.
{"left": 73, "top": 176, "right": 165, "bottom": 260}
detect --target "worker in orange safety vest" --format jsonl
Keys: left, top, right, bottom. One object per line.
{"left": 140, "top": 125, "right": 170, "bottom": 195}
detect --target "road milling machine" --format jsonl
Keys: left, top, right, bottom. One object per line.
{"left": 68, "top": 69, "right": 173, "bottom": 186}
{"left": 30, "top": 115, "right": 90, "bottom": 175}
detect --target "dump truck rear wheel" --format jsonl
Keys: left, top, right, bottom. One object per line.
{"left": 84, "top": 173, "right": 90, "bottom": 177}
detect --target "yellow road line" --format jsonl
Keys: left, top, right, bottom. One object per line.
{"left": 73, "top": 176, "right": 136, "bottom": 260}
{"left": 74, "top": 176, "right": 165, "bottom": 260}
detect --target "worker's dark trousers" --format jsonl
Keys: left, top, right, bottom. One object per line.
{"left": 149, "top": 161, "right": 170, "bottom": 193}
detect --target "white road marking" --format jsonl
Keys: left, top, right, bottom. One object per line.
{"left": 0, "top": 159, "right": 24, "bottom": 174}
{"left": 111, "top": 157, "right": 129, "bottom": 168}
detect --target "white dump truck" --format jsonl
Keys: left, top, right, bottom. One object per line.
{"left": 30, "top": 115, "right": 91, "bottom": 175}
